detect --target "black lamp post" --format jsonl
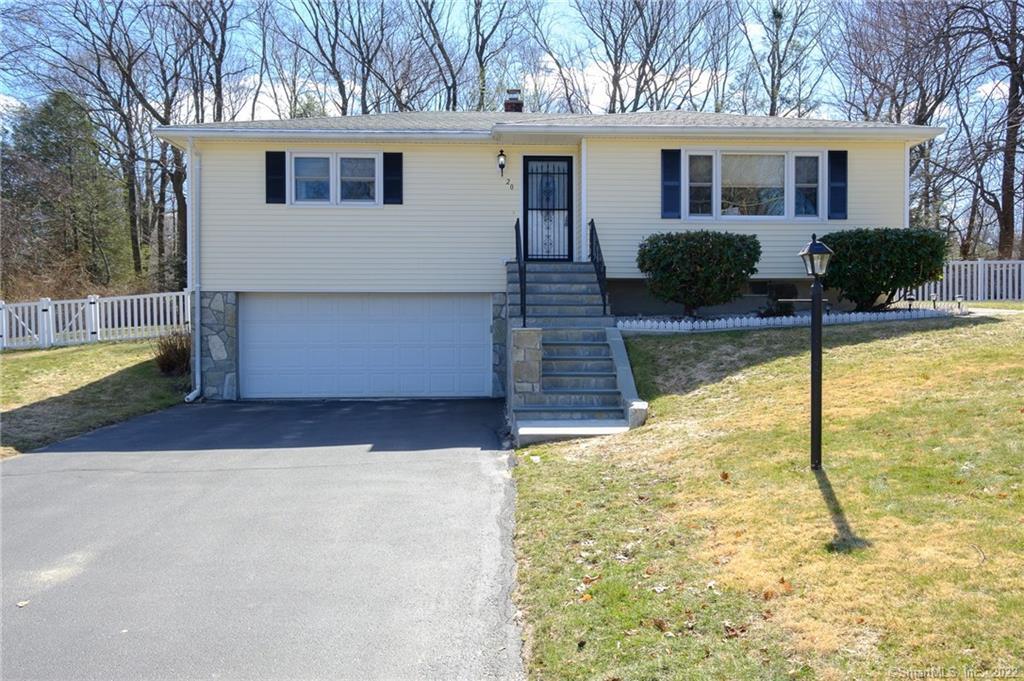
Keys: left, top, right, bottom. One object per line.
{"left": 798, "top": 234, "right": 834, "bottom": 471}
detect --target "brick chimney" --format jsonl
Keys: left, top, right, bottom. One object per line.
{"left": 503, "top": 88, "right": 523, "bottom": 112}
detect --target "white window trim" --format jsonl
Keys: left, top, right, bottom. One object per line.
{"left": 678, "top": 148, "right": 827, "bottom": 223}
{"left": 791, "top": 151, "right": 826, "bottom": 222}
{"left": 286, "top": 150, "right": 384, "bottom": 207}
{"left": 289, "top": 152, "right": 333, "bottom": 206}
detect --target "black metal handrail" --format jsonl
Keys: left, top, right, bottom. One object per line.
{"left": 514, "top": 218, "right": 527, "bottom": 326}
{"left": 589, "top": 219, "right": 608, "bottom": 315}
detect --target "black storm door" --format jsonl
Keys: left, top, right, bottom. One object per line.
{"left": 524, "top": 157, "right": 573, "bottom": 260}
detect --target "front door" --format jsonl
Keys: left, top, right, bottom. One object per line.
{"left": 523, "top": 156, "right": 573, "bottom": 260}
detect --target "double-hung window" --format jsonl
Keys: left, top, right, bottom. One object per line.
{"left": 293, "top": 156, "right": 331, "bottom": 203}
{"left": 794, "top": 155, "right": 820, "bottom": 217}
{"left": 687, "top": 154, "right": 714, "bottom": 217}
{"left": 339, "top": 156, "right": 377, "bottom": 202}
{"left": 289, "top": 152, "right": 382, "bottom": 205}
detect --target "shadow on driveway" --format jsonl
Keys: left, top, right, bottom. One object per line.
{"left": 37, "top": 398, "right": 506, "bottom": 454}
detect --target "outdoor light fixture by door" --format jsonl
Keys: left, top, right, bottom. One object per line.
{"left": 798, "top": 234, "right": 834, "bottom": 470}
{"left": 497, "top": 149, "right": 507, "bottom": 176}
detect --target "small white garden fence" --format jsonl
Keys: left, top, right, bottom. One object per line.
{"left": 909, "top": 260, "right": 1024, "bottom": 302}
{"left": 1, "top": 290, "right": 190, "bottom": 350}
{"left": 618, "top": 308, "right": 956, "bottom": 334}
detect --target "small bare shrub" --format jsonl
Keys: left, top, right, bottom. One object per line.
{"left": 154, "top": 331, "right": 191, "bottom": 376}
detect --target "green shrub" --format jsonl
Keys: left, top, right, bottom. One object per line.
{"left": 821, "top": 228, "right": 948, "bottom": 311}
{"left": 153, "top": 331, "right": 191, "bottom": 376}
{"left": 636, "top": 230, "right": 761, "bottom": 316}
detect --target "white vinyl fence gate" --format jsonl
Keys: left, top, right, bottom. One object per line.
{"left": 1, "top": 290, "right": 190, "bottom": 350}
{"left": 909, "top": 260, "right": 1024, "bottom": 302}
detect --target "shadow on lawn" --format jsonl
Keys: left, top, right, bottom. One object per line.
{"left": 0, "top": 360, "right": 185, "bottom": 455}
{"left": 627, "top": 315, "right": 1002, "bottom": 403}
{"left": 815, "top": 468, "right": 871, "bottom": 553}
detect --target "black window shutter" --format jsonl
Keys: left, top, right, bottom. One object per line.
{"left": 265, "top": 151, "right": 286, "bottom": 204}
{"left": 827, "top": 150, "right": 848, "bottom": 220}
{"left": 382, "top": 152, "right": 403, "bottom": 205}
{"left": 661, "top": 149, "right": 681, "bottom": 218}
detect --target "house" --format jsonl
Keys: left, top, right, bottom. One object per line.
{"left": 156, "top": 91, "right": 942, "bottom": 441}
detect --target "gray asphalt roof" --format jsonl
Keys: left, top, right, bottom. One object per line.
{"left": 168, "top": 109, "right": 925, "bottom": 133}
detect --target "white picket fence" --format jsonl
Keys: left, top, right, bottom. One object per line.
{"left": 1, "top": 290, "right": 190, "bottom": 350}
{"left": 909, "top": 260, "right": 1024, "bottom": 302}
{"left": 618, "top": 307, "right": 955, "bottom": 334}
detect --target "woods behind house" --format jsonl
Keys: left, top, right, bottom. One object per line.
{"left": 1, "top": 0, "right": 1021, "bottom": 301}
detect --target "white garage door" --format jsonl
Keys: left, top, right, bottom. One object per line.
{"left": 239, "top": 293, "right": 492, "bottom": 398}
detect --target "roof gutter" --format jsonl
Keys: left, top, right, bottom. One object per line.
{"left": 156, "top": 127, "right": 493, "bottom": 145}
{"left": 492, "top": 123, "right": 946, "bottom": 144}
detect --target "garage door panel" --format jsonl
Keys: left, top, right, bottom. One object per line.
{"left": 239, "top": 293, "right": 492, "bottom": 398}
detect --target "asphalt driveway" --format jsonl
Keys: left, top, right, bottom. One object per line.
{"left": 1, "top": 399, "right": 522, "bottom": 681}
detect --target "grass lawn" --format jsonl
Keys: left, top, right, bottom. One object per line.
{"left": 514, "top": 315, "right": 1024, "bottom": 680}
{"left": 965, "top": 300, "right": 1024, "bottom": 311}
{"left": 1, "top": 341, "right": 186, "bottom": 457}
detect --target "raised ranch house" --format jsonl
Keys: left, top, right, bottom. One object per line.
{"left": 156, "top": 92, "right": 942, "bottom": 442}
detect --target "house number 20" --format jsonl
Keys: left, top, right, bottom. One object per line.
{"left": 505, "top": 178, "right": 514, "bottom": 191}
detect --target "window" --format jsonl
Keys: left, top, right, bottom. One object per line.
{"left": 720, "top": 153, "right": 785, "bottom": 217}
{"left": 293, "top": 156, "right": 331, "bottom": 202}
{"left": 339, "top": 156, "right": 377, "bottom": 202}
{"left": 688, "top": 154, "right": 713, "bottom": 216}
{"left": 794, "top": 155, "right": 820, "bottom": 217}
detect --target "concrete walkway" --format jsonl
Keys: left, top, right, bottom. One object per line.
{"left": 2, "top": 400, "right": 522, "bottom": 681}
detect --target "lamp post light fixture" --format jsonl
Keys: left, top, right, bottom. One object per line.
{"left": 798, "top": 234, "right": 834, "bottom": 471}
{"left": 497, "top": 149, "right": 507, "bottom": 176}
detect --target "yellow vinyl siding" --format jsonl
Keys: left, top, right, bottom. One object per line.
{"left": 197, "top": 139, "right": 577, "bottom": 292}
{"left": 584, "top": 137, "right": 906, "bottom": 279}
{"left": 197, "top": 135, "right": 906, "bottom": 290}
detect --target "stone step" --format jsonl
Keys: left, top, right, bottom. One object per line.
{"left": 542, "top": 356, "right": 616, "bottom": 373}
{"left": 508, "top": 293, "right": 604, "bottom": 306}
{"left": 541, "top": 341, "right": 611, "bottom": 357}
{"left": 521, "top": 282, "right": 601, "bottom": 295}
{"left": 506, "top": 261, "right": 596, "bottom": 273}
{"left": 541, "top": 328, "right": 607, "bottom": 343}
{"left": 513, "top": 405, "right": 627, "bottom": 421}
{"left": 518, "top": 390, "right": 621, "bottom": 408}
{"left": 526, "top": 315, "right": 616, "bottom": 328}
{"left": 515, "top": 419, "right": 630, "bottom": 445}
{"left": 541, "top": 373, "right": 618, "bottom": 390}
{"left": 511, "top": 303, "right": 607, "bottom": 317}
{"left": 508, "top": 271, "right": 597, "bottom": 284}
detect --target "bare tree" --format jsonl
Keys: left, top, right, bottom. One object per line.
{"left": 410, "top": 0, "right": 467, "bottom": 110}
{"left": 740, "top": 0, "right": 827, "bottom": 116}
{"left": 955, "top": 0, "right": 1024, "bottom": 258}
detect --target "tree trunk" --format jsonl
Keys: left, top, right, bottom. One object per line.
{"left": 122, "top": 155, "right": 143, "bottom": 274}
{"left": 997, "top": 69, "right": 1021, "bottom": 258}
{"left": 171, "top": 148, "right": 189, "bottom": 289}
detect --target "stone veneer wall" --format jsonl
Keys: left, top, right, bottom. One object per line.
{"left": 199, "top": 291, "right": 238, "bottom": 400}
{"left": 491, "top": 293, "right": 507, "bottom": 398}
{"left": 508, "top": 327, "right": 542, "bottom": 403}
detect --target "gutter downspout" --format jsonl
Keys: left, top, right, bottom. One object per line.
{"left": 184, "top": 137, "right": 202, "bottom": 403}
